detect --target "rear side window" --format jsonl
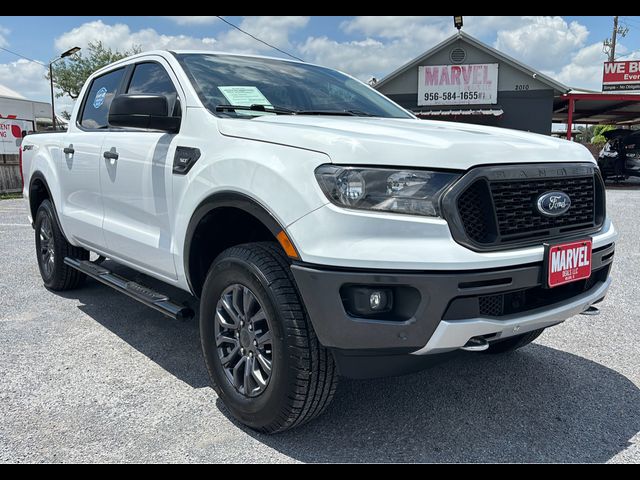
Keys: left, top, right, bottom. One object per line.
{"left": 127, "top": 62, "right": 180, "bottom": 116}
{"left": 80, "top": 68, "right": 125, "bottom": 129}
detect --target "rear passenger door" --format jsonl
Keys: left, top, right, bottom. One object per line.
{"left": 60, "top": 67, "right": 125, "bottom": 249}
{"left": 99, "top": 60, "right": 182, "bottom": 279}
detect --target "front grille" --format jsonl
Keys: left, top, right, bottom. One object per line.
{"left": 448, "top": 164, "right": 605, "bottom": 250}
{"left": 457, "top": 180, "right": 496, "bottom": 244}
{"left": 490, "top": 176, "right": 594, "bottom": 240}
{"left": 479, "top": 294, "right": 503, "bottom": 316}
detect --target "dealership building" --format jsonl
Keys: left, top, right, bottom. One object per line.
{"left": 374, "top": 31, "right": 571, "bottom": 135}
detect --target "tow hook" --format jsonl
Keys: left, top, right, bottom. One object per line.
{"left": 460, "top": 336, "right": 489, "bottom": 352}
{"left": 581, "top": 305, "right": 600, "bottom": 316}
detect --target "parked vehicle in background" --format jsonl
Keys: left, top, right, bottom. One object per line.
{"left": 598, "top": 128, "right": 640, "bottom": 180}
{"left": 20, "top": 51, "right": 617, "bottom": 433}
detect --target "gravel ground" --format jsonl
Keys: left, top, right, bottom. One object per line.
{"left": 1, "top": 183, "right": 639, "bottom": 464}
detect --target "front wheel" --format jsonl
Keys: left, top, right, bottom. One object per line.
{"left": 199, "top": 242, "right": 338, "bottom": 433}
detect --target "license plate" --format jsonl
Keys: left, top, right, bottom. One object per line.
{"left": 546, "top": 239, "right": 592, "bottom": 288}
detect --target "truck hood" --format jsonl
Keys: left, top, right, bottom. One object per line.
{"left": 217, "top": 116, "right": 594, "bottom": 170}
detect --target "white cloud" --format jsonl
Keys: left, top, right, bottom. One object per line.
{"left": 310, "top": 17, "right": 453, "bottom": 80}
{"left": 552, "top": 41, "right": 640, "bottom": 90}
{"left": 54, "top": 17, "right": 309, "bottom": 57}
{"left": 341, "top": 16, "right": 450, "bottom": 39}
{"left": 463, "top": 16, "right": 535, "bottom": 37}
{"left": 212, "top": 16, "right": 309, "bottom": 54}
{"left": 164, "top": 16, "right": 218, "bottom": 26}
{"left": 495, "top": 16, "right": 589, "bottom": 71}
{"left": 340, "top": 16, "right": 530, "bottom": 42}
{"left": 0, "top": 58, "right": 75, "bottom": 114}
{"left": 0, "top": 26, "right": 9, "bottom": 48}
{"left": 300, "top": 37, "right": 410, "bottom": 80}
{"left": 55, "top": 20, "right": 218, "bottom": 53}
{"left": 0, "top": 59, "right": 47, "bottom": 100}
{"left": 553, "top": 42, "right": 605, "bottom": 90}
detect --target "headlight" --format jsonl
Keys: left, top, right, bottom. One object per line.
{"left": 315, "top": 165, "right": 460, "bottom": 217}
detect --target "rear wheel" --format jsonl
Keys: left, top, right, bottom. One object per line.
{"left": 34, "top": 199, "right": 89, "bottom": 291}
{"left": 200, "top": 242, "right": 338, "bottom": 433}
{"left": 484, "top": 328, "right": 545, "bottom": 354}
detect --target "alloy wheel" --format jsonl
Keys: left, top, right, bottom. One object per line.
{"left": 214, "top": 284, "right": 273, "bottom": 397}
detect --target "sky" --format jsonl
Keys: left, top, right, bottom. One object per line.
{"left": 1, "top": 16, "right": 639, "bottom": 115}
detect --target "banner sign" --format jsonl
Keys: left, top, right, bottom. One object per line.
{"left": 418, "top": 63, "right": 498, "bottom": 106}
{"left": 0, "top": 116, "right": 33, "bottom": 155}
{"left": 602, "top": 61, "right": 640, "bottom": 91}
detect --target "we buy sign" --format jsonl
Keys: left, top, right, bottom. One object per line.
{"left": 602, "top": 60, "right": 640, "bottom": 91}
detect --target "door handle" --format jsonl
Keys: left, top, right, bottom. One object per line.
{"left": 103, "top": 150, "right": 119, "bottom": 161}
{"left": 63, "top": 146, "right": 74, "bottom": 155}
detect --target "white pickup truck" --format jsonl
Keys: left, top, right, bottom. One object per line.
{"left": 21, "top": 50, "right": 617, "bottom": 433}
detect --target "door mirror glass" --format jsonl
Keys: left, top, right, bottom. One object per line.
{"left": 108, "top": 94, "right": 180, "bottom": 133}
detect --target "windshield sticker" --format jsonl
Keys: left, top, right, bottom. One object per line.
{"left": 218, "top": 86, "right": 271, "bottom": 107}
{"left": 93, "top": 87, "right": 108, "bottom": 109}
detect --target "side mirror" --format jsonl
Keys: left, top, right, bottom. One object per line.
{"left": 108, "top": 94, "right": 180, "bottom": 133}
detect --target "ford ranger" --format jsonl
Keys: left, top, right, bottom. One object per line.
{"left": 21, "top": 51, "right": 617, "bottom": 433}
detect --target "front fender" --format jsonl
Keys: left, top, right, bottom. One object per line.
{"left": 171, "top": 137, "right": 331, "bottom": 290}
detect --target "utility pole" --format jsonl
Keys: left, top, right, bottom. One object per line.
{"left": 603, "top": 16, "right": 629, "bottom": 62}
{"left": 610, "top": 16, "right": 618, "bottom": 62}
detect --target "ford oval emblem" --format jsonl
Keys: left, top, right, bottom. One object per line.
{"left": 536, "top": 191, "right": 571, "bottom": 217}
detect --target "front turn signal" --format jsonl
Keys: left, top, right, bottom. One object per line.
{"left": 277, "top": 230, "right": 299, "bottom": 259}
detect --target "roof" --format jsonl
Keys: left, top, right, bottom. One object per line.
{"left": 374, "top": 31, "right": 570, "bottom": 94}
{"left": 554, "top": 92, "right": 640, "bottom": 125}
{"left": 0, "top": 84, "right": 25, "bottom": 99}
{"left": 415, "top": 108, "right": 503, "bottom": 117}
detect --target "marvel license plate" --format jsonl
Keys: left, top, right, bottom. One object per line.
{"left": 545, "top": 239, "right": 592, "bottom": 288}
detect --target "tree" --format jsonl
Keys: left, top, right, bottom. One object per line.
{"left": 572, "top": 124, "right": 596, "bottom": 144}
{"left": 48, "top": 41, "right": 141, "bottom": 100}
{"left": 591, "top": 125, "right": 616, "bottom": 146}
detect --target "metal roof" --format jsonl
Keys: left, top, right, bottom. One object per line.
{"left": 373, "top": 31, "right": 570, "bottom": 94}
{"left": 554, "top": 92, "right": 640, "bottom": 125}
{"left": 414, "top": 108, "right": 504, "bottom": 117}
{"left": 0, "top": 84, "right": 25, "bottom": 99}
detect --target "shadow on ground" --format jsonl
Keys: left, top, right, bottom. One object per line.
{"left": 61, "top": 262, "right": 640, "bottom": 463}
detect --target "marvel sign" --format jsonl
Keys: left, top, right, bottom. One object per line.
{"left": 602, "top": 60, "right": 640, "bottom": 91}
{"left": 418, "top": 63, "right": 498, "bottom": 106}
{"left": 546, "top": 240, "right": 592, "bottom": 288}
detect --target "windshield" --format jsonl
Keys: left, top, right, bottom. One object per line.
{"left": 176, "top": 53, "right": 412, "bottom": 118}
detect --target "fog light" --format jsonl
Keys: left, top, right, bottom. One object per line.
{"left": 342, "top": 286, "right": 393, "bottom": 317}
{"left": 370, "top": 291, "right": 386, "bottom": 310}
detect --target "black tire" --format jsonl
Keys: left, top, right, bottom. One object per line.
{"left": 484, "top": 328, "right": 545, "bottom": 354}
{"left": 34, "top": 199, "right": 89, "bottom": 291}
{"left": 200, "top": 242, "right": 338, "bottom": 433}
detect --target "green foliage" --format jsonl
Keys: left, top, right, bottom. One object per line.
{"left": 591, "top": 125, "right": 615, "bottom": 146}
{"left": 48, "top": 41, "right": 141, "bottom": 100}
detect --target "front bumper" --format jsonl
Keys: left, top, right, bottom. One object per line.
{"left": 291, "top": 242, "right": 615, "bottom": 355}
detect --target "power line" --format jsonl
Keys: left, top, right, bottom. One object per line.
{"left": 620, "top": 16, "right": 640, "bottom": 24}
{"left": 0, "top": 46, "right": 46, "bottom": 67}
{"left": 215, "top": 16, "right": 304, "bottom": 62}
{"left": 620, "top": 16, "right": 640, "bottom": 28}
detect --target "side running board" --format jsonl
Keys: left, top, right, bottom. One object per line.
{"left": 64, "top": 257, "right": 194, "bottom": 321}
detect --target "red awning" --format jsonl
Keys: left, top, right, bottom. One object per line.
{"left": 414, "top": 108, "right": 504, "bottom": 118}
